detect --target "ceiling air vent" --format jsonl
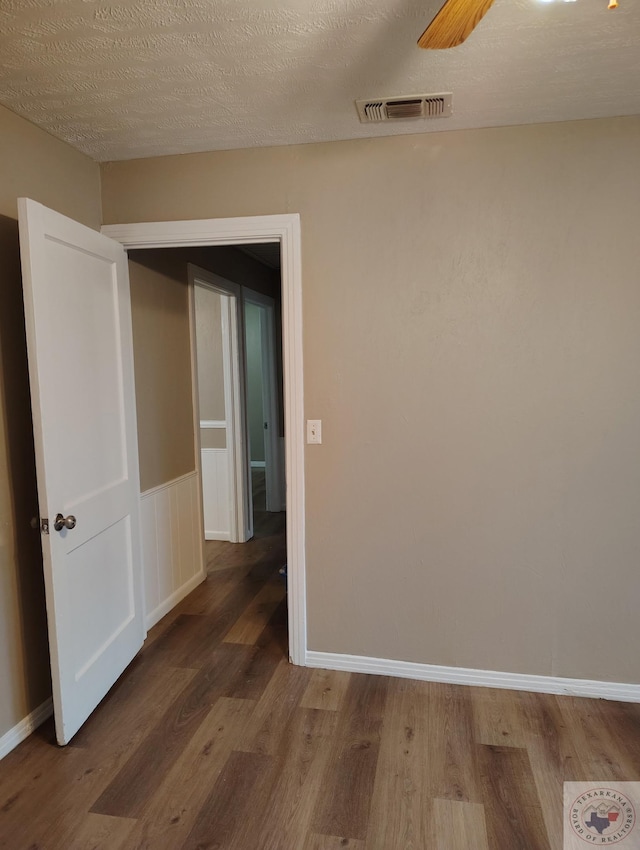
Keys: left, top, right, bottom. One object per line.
{"left": 356, "top": 93, "right": 453, "bottom": 124}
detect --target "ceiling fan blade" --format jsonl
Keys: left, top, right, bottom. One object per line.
{"left": 418, "top": 0, "right": 496, "bottom": 49}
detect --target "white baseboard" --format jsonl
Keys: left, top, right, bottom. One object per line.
{"left": 250, "top": 460, "right": 266, "bottom": 468}
{"left": 204, "top": 531, "right": 231, "bottom": 541}
{"left": 0, "top": 698, "right": 53, "bottom": 761}
{"left": 145, "top": 571, "right": 205, "bottom": 630}
{"left": 305, "top": 651, "right": 640, "bottom": 704}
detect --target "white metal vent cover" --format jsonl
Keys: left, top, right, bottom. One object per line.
{"left": 356, "top": 93, "right": 453, "bottom": 124}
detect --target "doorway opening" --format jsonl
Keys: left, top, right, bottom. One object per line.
{"left": 109, "top": 214, "right": 305, "bottom": 666}
{"left": 243, "top": 288, "right": 284, "bottom": 520}
{"left": 187, "top": 255, "right": 287, "bottom": 654}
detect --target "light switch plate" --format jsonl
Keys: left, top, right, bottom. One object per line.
{"left": 307, "top": 419, "right": 322, "bottom": 444}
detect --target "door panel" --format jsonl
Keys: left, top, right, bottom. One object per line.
{"left": 18, "top": 198, "right": 144, "bottom": 745}
{"left": 41, "top": 238, "right": 128, "bottom": 497}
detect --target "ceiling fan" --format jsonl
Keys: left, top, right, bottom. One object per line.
{"left": 418, "top": 0, "right": 619, "bottom": 50}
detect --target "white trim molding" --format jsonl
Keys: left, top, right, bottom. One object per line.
{"left": 139, "top": 468, "right": 199, "bottom": 500}
{"left": 0, "top": 698, "right": 53, "bottom": 760}
{"left": 103, "top": 214, "right": 306, "bottom": 666}
{"left": 200, "top": 420, "right": 226, "bottom": 429}
{"left": 305, "top": 651, "right": 640, "bottom": 704}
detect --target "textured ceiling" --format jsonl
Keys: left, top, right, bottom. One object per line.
{"left": 0, "top": 0, "right": 639, "bottom": 162}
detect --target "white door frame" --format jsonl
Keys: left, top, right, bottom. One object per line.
{"left": 189, "top": 265, "right": 250, "bottom": 544}
{"left": 243, "top": 288, "right": 283, "bottom": 514}
{"left": 102, "top": 215, "right": 306, "bottom": 666}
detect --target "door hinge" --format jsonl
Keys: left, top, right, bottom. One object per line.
{"left": 40, "top": 518, "right": 50, "bottom": 534}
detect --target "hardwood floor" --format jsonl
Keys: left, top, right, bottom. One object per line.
{"left": 252, "top": 467, "right": 266, "bottom": 513}
{"left": 2, "top": 512, "right": 640, "bottom": 849}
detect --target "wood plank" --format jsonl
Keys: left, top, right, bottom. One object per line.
{"left": 602, "top": 700, "right": 640, "bottom": 774}
{"left": 205, "top": 548, "right": 248, "bottom": 573}
{"left": 202, "top": 512, "right": 285, "bottom": 576}
{"left": 66, "top": 813, "right": 137, "bottom": 850}
{"left": 303, "top": 836, "right": 365, "bottom": 850}
{"left": 142, "top": 609, "right": 181, "bottom": 647}
{"left": 430, "top": 799, "right": 490, "bottom": 850}
{"left": 311, "top": 674, "right": 388, "bottom": 841}
{"left": 426, "top": 682, "right": 483, "bottom": 803}
{"left": 558, "top": 696, "right": 637, "bottom": 781}
{"left": 175, "top": 565, "right": 241, "bottom": 616}
{"left": 170, "top": 580, "right": 279, "bottom": 668}
{"left": 520, "top": 690, "right": 584, "bottom": 848}
{"left": 0, "top": 719, "right": 58, "bottom": 806}
{"left": 478, "top": 744, "right": 551, "bottom": 850}
{"left": 238, "top": 659, "right": 312, "bottom": 756}
{"left": 143, "top": 560, "right": 283, "bottom": 669}
{"left": 232, "top": 708, "right": 339, "bottom": 850}
{"left": 222, "top": 578, "right": 285, "bottom": 644}
{"left": 0, "top": 742, "right": 91, "bottom": 849}
{"left": 366, "top": 678, "right": 430, "bottom": 849}
{"left": 119, "top": 697, "right": 255, "bottom": 849}
{"left": 472, "top": 686, "right": 528, "bottom": 748}
{"left": 203, "top": 526, "right": 284, "bottom": 578}
{"left": 72, "top": 662, "right": 196, "bottom": 750}
{"left": 0, "top": 665, "right": 196, "bottom": 850}
{"left": 91, "top": 642, "right": 255, "bottom": 818}
{"left": 301, "top": 668, "right": 352, "bottom": 712}
{"left": 180, "top": 750, "right": 273, "bottom": 850}
{"left": 132, "top": 612, "right": 210, "bottom": 670}
{"left": 227, "top": 599, "right": 288, "bottom": 701}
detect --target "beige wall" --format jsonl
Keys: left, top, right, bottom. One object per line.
{"left": 0, "top": 104, "right": 101, "bottom": 740}
{"left": 128, "top": 251, "right": 196, "bottom": 492}
{"left": 194, "top": 284, "right": 225, "bottom": 422}
{"left": 103, "top": 116, "right": 640, "bottom": 685}
{"left": 194, "top": 283, "right": 226, "bottom": 451}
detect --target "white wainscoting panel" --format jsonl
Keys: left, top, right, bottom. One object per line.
{"left": 140, "top": 470, "right": 204, "bottom": 630}
{"left": 201, "top": 448, "right": 230, "bottom": 540}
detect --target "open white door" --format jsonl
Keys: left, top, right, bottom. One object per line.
{"left": 189, "top": 264, "right": 252, "bottom": 543}
{"left": 18, "top": 199, "right": 145, "bottom": 745}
